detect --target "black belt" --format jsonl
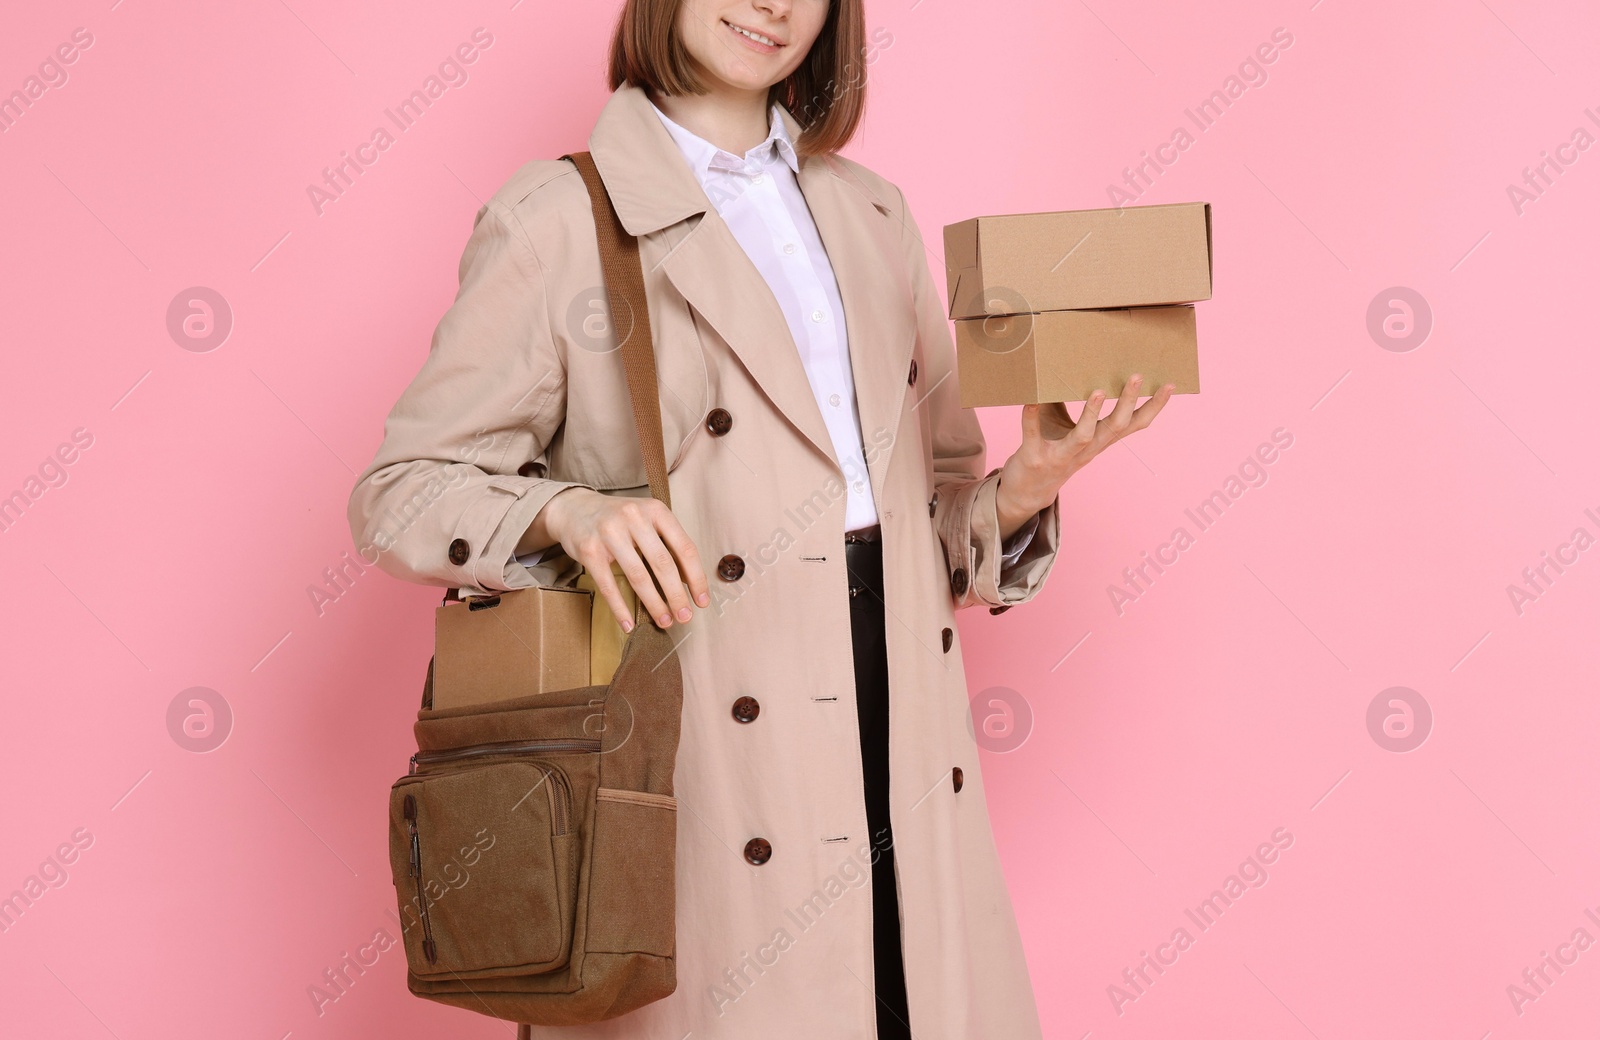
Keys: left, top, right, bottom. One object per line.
{"left": 845, "top": 535, "right": 882, "bottom": 599}
{"left": 844, "top": 523, "right": 880, "bottom": 543}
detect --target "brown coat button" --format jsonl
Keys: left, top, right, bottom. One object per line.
{"left": 908, "top": 358, "right": 918, "bottom": 385}
{"left": 516, "top": 460, "right": 546, "bottom": 478}
{"left": 731, "top": 696, "right": 760, "bottom": 723}
{"left": 448, "top": 538, "right": 470, "bottom": 565}
{"left": 950, "top": 566, "right": 968, "bottom": 597}
{"left": 952, "top": 767, "right": 964, "bottom": 793}
{"left": 989, "top": 604, "right": 1012, "bottom": 615}
{"left": 717, "top": 554, "right": 745, "bottom": 581}
{"left": 705, "top": 407, "right": 733, "bottom": 436}
{"left": 744, "top": 837, "right": 772, "bottom": 865}
{"left": 929, "top": 490, "right": 939, "bottom": 518}
{"left": 941, "top": 627, "right": 953, "bottom": 653}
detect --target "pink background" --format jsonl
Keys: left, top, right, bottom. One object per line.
{"left": 3, "top": 0, "right": 1598, "bottom": 1036}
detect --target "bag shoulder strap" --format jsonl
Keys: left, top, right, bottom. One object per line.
{"left": 561, "top": 151, "right": 672, "bottom": 510}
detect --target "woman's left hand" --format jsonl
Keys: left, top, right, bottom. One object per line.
{"left": 993, "top": 373, "right": 1177, "bottom": 538}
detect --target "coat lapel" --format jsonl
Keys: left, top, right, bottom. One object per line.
{"left": 655, "top": 213, "right": 841, "bottom": 470}
{"left": 795, "top": 151, "right": 918, "bottom": 498}
{"left": 587, "top": 84, "right": 916, "bottom": 484}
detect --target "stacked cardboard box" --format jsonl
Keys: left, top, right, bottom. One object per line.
{"left": 943, "top": 202, "right": 1213, "bottom": 406}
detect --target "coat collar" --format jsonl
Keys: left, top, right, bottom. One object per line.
{"left": 651, "top": 100, "right": 801, "bottom": 180}
{"left": 588, "top": 83, "right": 889, "bottom": 232}
{"left": 587, "top": 83, "right": 914, "bottom": 496}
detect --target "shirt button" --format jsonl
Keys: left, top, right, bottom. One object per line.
{"left": 784, "top": 243, "right": 796, "bottom": 255}
{"left": 752, "top": 173, "right": 764, "bottom": 184}
{"left": 718, "top": 554, "right": 746, "bottom": 581}
{"left": 731, "top": 696, "right": 760, "bottom": 723}
{"left": 744, "top": 837, "right": 772, "bottom": 865}
{"left": 811, "top": 310, "right": 824, "bottom": 323}
{"left": 852, "top": 481, "right": 864, "bottom": 492}
{"left": 828, "top": 393, "right": 840, "bottom": 407}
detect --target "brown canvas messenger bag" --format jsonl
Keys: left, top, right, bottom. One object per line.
{"left": 387, "top": 150, "right": 684, "bottom": 1031}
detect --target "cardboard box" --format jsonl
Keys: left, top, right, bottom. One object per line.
{"left": 944, "top": 202, "right": 1212, "bottom": 319}
{"left": 954, "top": 305, "right": 1200, "bottom": 407}
{"left": 432, "top": 585, "right": 592, "bottom": 710}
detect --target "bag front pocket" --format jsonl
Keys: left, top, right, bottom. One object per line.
{"left": 389, "top": 759, "right": 579, "bottom": 980}
{"left": 584, "top": 787, "right": 678, "bottom": 957}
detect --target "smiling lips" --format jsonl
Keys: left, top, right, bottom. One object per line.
{"left": 724, "top": 19, "right": 784, "bottom": 52}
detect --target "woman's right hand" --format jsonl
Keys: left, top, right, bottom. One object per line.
{"left": 536, "top": 488, "right": 710, "bottom": 632}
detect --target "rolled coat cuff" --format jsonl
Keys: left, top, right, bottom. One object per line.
{"left": 939, "top": 470, "right": 1061, "bottom": 610}
{"left": 355, "top": 471, "right": 593, "bottom": 597}
{"left": 464, "top": 476, "right": 593, "bottom": 594}
{"left": 1000, "top": 511, "right": 1041, "bottom": 567}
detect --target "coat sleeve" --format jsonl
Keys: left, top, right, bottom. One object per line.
{"left": 892, "top": 184, "right": 1063, "bottom": 611}
{"left": 347, "top": 199, "right": 589, "bottom": 595}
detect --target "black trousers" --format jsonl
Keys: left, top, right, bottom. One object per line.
{"left": 845, "top": 535, "right": 913, "bottom": 1040}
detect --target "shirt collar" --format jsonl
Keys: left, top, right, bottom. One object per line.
{"left": 649, "top": 101, "right": 800, "bottom": 178}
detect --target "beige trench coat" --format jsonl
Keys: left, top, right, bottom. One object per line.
{"left": 348, "top": 83, "right": 1063, "bottom": 1039}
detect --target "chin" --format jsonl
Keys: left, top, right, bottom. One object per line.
{"left": 711, "top": 62, "right": 788, "bottom": 95}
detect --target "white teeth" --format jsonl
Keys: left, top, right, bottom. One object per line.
{"left": 728, "top": 23, "right": 777, "bottom": 46}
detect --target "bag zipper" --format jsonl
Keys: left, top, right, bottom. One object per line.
{"left": 402, "top": 793, "right": 438, "bottom": 964}
{"left": 536, "top": 765, "right": 571, "bottom": 835}
{"left": 409, "top": 737, "right": 601, "bottom": 773}
{"left": 408, "top": 738, "right": 595, "bottom": 835}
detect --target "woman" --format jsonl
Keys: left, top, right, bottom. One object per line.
{"left": 348, "top": 0, "right": 1173, "bottom": 1036}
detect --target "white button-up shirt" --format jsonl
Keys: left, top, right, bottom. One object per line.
{"left": 652, "top": 101, "right": 883, "bottom": 531}
{"left": 650, "top": 102, "right": 1038, "bottom": 558}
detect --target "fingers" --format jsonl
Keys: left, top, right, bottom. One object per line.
{"left": 1067, "top": 389, "right": 1106, "bottom": 448}
{"left": 1072, "top": 374, "right": 1177, "bottom": 447}
{"left": 576, "top": 497, "right": 709, "bottom": 633}
{"left": 628, "top": 521, "right": 695, "bottom": 626}
{"left": 655, "top": 509, "right": 711, "bottom": 610}
{"left": 629, "top": 500, "right": 710, "bottom": 626}
{"left": 581, "top": 554, "right": 638, "bottom": 634}
{"left": 1025, "top": 377, "right": 1176, "bottom": 488}
{"left": 1125, "top": 381, "right": 1177, "bottom": 433}
{"left": 1100, "top": 374, "right": 1145, "bottom": 438}
{"left": 1020, "top": 403, "right": 1041, "bottom": 444}
{"left": 604, "top": 525, "right": 673, "bottom": 630}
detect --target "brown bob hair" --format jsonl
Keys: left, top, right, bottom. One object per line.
{"left": 608, "top": 0, "right": 867, "bottom": 157}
